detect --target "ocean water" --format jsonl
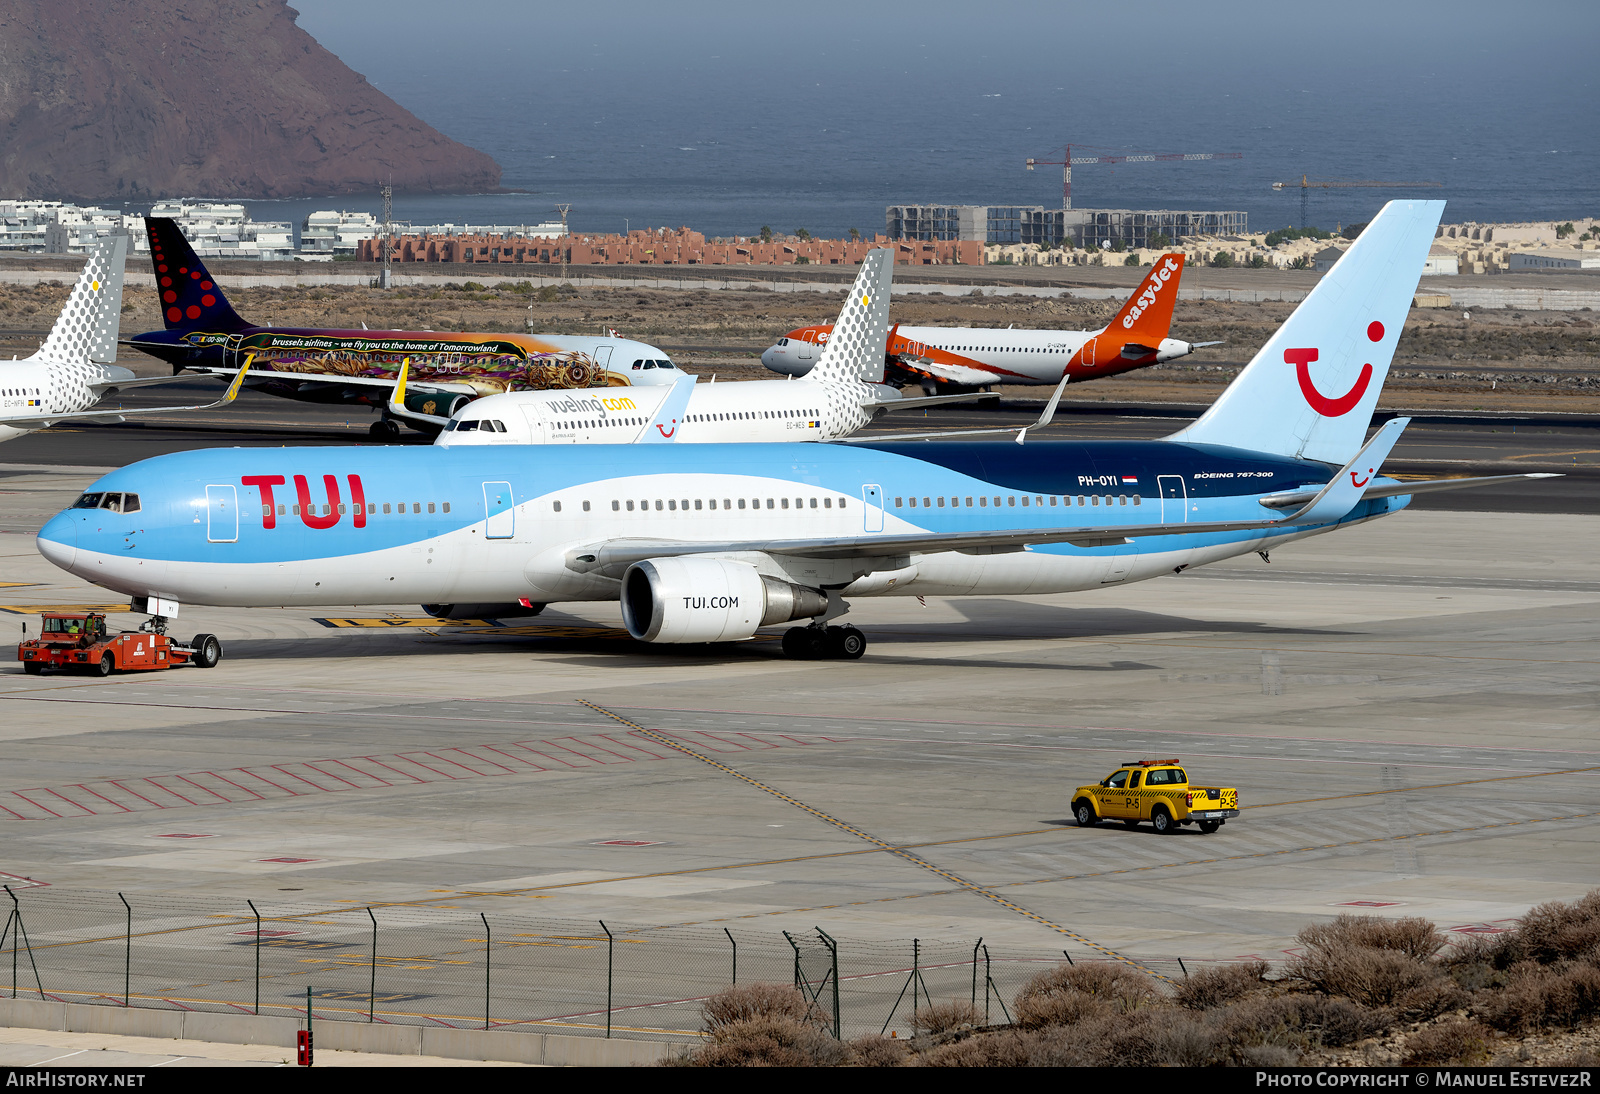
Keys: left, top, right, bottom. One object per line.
{"left": 256, "top": 6, "right": 1600, "bottom": 240}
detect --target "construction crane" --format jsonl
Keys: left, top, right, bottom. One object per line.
{"left": 1025, "top": 144, "right": 1243, "bottom": 209}
{"left": 1272, "top": 176, "right": 1443, "bottom": 229}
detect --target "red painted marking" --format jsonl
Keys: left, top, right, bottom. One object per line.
{"left": 293, "top": 475, "right": 341, "bottom": 530}
{"left": 481, "top": 745, "right": 551, "bottom": 771}
{"left": 1334, "top": 900, "right": 1404, "bottom": 907}
{"left": 235, "top": 769, "right": 303, "bottom": 796}
{"left": 185, "top": 305, "right": 201, "bottom": 320}
{"left": 192, "top": 771, "right": 265, "bottom": 800}
{"left": 269, "top": 765, "right": 352, "bottom": 793}
{"left": 321, "top": 758, "right": 391, "bottom": 786}
{"left": 1367, "top": 321, "right": 1384, "bottom": 342}
{"left": 440, "top": 748, "right": 515, "bottom": 775}
{"left": 355, "top": 756, "right": 429, "bottom": 784}
{"left": 0, "top": 802, "right": 28, "bottom": 820}
{"left": 12, "top": 792, "right": 64, "bottom": 818}
{"left": 72, "top": 785, "right": 134, "bottom": 813}
{"left": 171, "top": 774, "right": 234, "bottom": 803}
{"left": 165, "top": 307, "right": 181, "bottom": 322}
{"left": 1287, "top": 347, "right": 1372, "bottom": 417}
{"left": 1349, "top": 470, "right": 1372, "bottom": 488}
{"left": 143, "top": 778, "right": 203, "bottom": 806}
{"left": 155, "top": 833, "right": 214, "bottom": 839}
{"left": 299, "top": 763, "right": 363, "bottom": 790}
{"left": 517, "top": 742, "right": 602, "bottom": 768}
{"left": 106, "top": 780, "right": 168, "bottom": 809}
{"left": 38, "top": 787, "right": 103, "bottom": 816}
{"left": 596, "top": 840, "right": 662, "bottom": 847}
{"left": 655, "top": 423, "right": 677, "bottom": 438}
{"left": 258, "top": 857, "right": 317, "bottom": 864}
{"left": 394, "top": 754, "right": 463, "bottom": 779}
{"left": 558, "top": 737, "right": 637, "bottom": 763}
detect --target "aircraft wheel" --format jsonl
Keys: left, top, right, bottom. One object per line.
{"left": 95, "top": 652, "right": 115, "bottom": 677}
{"left": 190, "top": 634, "right": 222, "bottom": 669}
{"left": 369, "top": 419, "right": 402, "bottom": 440}
{"left": 782, "top": 627, "right": 823, "bottom": 660}
{"left": 830, "top": 626, "right": 866, "bottom": 660}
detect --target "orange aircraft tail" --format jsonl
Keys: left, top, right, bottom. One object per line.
{"left": 1104, "top": 253, "right": 1185, "bottom": 346}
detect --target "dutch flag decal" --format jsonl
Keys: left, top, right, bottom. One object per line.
{"left": 1121, "top": 475, "right": 1139, "bottom": 484}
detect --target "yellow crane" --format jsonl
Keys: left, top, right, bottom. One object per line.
{"left": 1273, "top": 176, "right": 1442, "bottom": 229}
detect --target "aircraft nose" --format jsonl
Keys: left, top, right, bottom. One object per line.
{"left": 760, "top": 344, "right": 780, "bottom": 371}
{"left": 37, "top": 510, "right": 78, "bottom": 572}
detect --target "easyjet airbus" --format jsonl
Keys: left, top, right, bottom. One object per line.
{"left": 761, "top": 255, "right": 1214, "bottom": 392}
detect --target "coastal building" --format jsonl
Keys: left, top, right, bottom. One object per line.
{"left": 1508, "top": 249, "right": 1600, "bottom": 271}
{"left": 887, "top": 203, "right": 1247, "bottom": 249}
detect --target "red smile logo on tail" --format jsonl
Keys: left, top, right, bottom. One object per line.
{"left": 1287, "top": 322, "right": 1386, "bottom": 417}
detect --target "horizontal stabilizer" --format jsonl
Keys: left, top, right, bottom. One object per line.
{"left": 1280, "top": 417, "right": 1409, "bottom": 526}
{"left": 1258, "top": 471, "right": 1563, "bottom": 510}
{"left": 861, "top": 391, "right": 998, "bottom": 413}
{"left": 3, "top": 357, "right": 252, "bottom": 429}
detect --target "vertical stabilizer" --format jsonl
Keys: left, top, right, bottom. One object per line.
{"left": 1168, "top": 200, "right": 1444, "bottom": 464}
{"left": 88, "top": 232, "right": 128, "bottom": 364}
{"left": 806, "top": 250, "right": 895, "bottom": 384}
{"left": 144, "top": 217, "right": 250, "bottom": 333}
{"left": 37, "top": 237, "right": 126, "bottom": 364}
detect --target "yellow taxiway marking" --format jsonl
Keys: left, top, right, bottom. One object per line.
{"left": 578, "top": 698, "right": 1170, "bottom": 983}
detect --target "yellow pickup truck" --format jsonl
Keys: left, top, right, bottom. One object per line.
{"left": 1072, "top": 759, "right": 1238, "bottom": 834}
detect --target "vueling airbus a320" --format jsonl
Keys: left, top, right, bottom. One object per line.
{"left": 39, "top": 203, "right": 1553, "bottom": 660}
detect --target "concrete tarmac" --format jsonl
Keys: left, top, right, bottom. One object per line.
{"left": 1, "top": 458, "right": 1596, "bottom": 998}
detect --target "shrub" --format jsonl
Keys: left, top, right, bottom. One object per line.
{"left": 1513, "top": 891, "right": 1600, "bottom": 964}
{"left": 461, "top": 281, "right": 486, "bottom": 291}
{"left": 1297, "top": 915, "right": 1444, "bottom": 961}
{"left": 909, "top": 1000, "right": 980, "bottom": 1036}
{"left": 1211, "top": 251, "right": 1235, "bottom": 268}
{"left": 1124, "top": 253, "right": 1142, "bottom": 266}
{"left": 846, "top": 1034, "right": 908, "bottom": 1066}
{"left": 1290, "top": 944, "right": 1450, "bottom": 1008}
{"left": 1214, "top": 994, "right": 1385, "bottom": 1052}
{"left": 1014, "top": 962, "right": 1160, "bottom": 1028}
{"left": 1402, "top": 1019, "right": 1496, "bottom": 1066}
{"left": 1176, "top": 960, "right": 1270, "bottom": 1010}
{"left": 701, "top": 982, "right": 818, "bottom": 1029}
{"left": 688, "top": 1016, "right": 851, "bottom": 1067}
{"left": 1476, "top": 961, "right": 1600, "bottom": 1033}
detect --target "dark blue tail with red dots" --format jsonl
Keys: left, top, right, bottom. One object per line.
{"left": 143, "top": 217, "right": 250, "bottom": 334}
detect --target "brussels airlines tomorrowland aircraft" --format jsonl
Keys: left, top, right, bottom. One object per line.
{"left": 39, "top": 203, "right": 1554, "bottom": 660}
{"left": 759, "top": 254, "right": 1218, "bottom": 392}
{"left": 125, "top": 218, "right": 680, "bottom": 439}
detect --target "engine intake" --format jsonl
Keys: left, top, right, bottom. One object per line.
{"left": 621, "top": 557, "right": 828, "bottom": 644}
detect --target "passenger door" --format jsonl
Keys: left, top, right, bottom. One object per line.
{"left": 1159, "top": 475, "right": 1188, "bottom": 524}
{"left": 797, "top": 330, "right": 816, "bottom": 361}
{"left": 206, "top": 485, "right": 237, "bottom": 543}
{"left": 861, "top": 484, "right": 884, "bottom": 532}
{"left": 482, "top": 482, "right": 514, "bottom": 539}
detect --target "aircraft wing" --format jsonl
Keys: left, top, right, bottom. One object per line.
{"left": 2, "top": 360, "right": 252, "bottom": 428}
{"left": 181, "top": 364, "right": 478, "bottom": 396}
{"left": 902, "top": 359, "right": 1005, "bottom": 386}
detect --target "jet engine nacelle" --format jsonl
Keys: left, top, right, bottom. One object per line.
{"left": 422, "top": 602, "right": 546, "bottom": 620}
{"left": 621, "top": 557, "right": 829, "bottom": 644}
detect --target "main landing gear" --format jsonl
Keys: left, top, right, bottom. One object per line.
{"left": 369, "top": 418, "right": 403, "bottom": 440}
{"left": 781, "top": 624, "right": 867, "bottom": 660}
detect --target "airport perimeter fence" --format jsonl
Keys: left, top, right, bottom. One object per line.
{"left": 0, "top": 887, "right": 1195, "bottom": 1043}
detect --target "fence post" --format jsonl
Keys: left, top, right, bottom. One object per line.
{"left": 118, "top": 892, "right": 131, "bottom": 1007}
{"left": 971, "top": 938, "right": 983, "bottom": 1012}
{"left": 599, "top": 920, "right": 613, "bottom": 1039}
{"left": 724, "top": 928, "right": 737, "bottom": 986}
{"left": 816, "top": 928, "right": 840, "bottom": 1041}
{"left": 2, "top": 886, "right": 45, "bottom": 1000}
{"left": 912, "top": 938, "right": 921, "bottom": 1021}
{"left": 247, "top": 900, "right": 260, "bottom": 1014}
{"left": 480, "top": 913, "right": 490, "bottom": 1031}
{"left": 365, "top": 908, "right": 377, "bottom": 1022}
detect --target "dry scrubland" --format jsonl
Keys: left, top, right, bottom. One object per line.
{"left": 2, "top": 279, "right": 1597, "bottom": 412}
{"left": 668, "top": 893, "right": 1600, "bottom": 1067}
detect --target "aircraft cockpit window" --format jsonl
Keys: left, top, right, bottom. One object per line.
{"left": 656, "top": 359, "right": 675, "bottom": 369}
{"left": 456, "top": 420, "right": 478, "bottom": 432}
{"left": 121, "top": 494, "right": 140, "bottom": 513}
{"left": 641, "top": 361, "right": 656, "bottom": 369}
{"left": 72, "top": 493, "right": 105, "bottom": 509}
{"left": 493, "top": 421, "right": 507, "bottom": 432}
{"left": 99, "top": 493, "right": 125, "bottom": 513}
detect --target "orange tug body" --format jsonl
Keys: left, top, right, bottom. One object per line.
{"left": 17, "top": 612, "right": 221, "bottom": 676}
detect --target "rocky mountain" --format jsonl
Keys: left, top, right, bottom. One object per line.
{"left": 0, "top": 0, "right": 503, "bottom": 200}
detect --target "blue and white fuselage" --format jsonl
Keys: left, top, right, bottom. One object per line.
{"left": 38, "top": 439, "right": 1402, "bottom": 612}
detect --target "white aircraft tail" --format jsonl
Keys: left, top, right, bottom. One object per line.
{"left": 37, "top": 235, "right": 128, "bottom": 365}
{"left": 806, "top": 250, "right": 894, "bottom": 385}
{"left": 1168, "top": 200, "right": 1444, "bottom": 464}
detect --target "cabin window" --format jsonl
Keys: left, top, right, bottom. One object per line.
{"left": 780, "top": 498, "right": 789, "bottom": 509}
{"left": 626, "top": 500, "right": 634, "bottom": 511}
{"left": 992, "top": 497, "right": 1000, "bottom": 507}
{"left": 723, "top": 498, "right": 732, "bottom": 508}
{"left": 937, "top": 497, "right": 945, "bottom": 507}
{"left": 1049, "top": 496, "right": 1057, "bottom": 506}
{"left": 612, "top": 500, "right": 621, "bottom": 511}
{"left": 824, "top": 498, "right": 832, "bottom": 508}
{"left": 809, "top": 497, "right": 817, "bottom": 508}
{"left": 1007, "top": 497, "right": 1015, "bottom": 507}
{"left": 280, "top": 504, "right": 287, "bottom": 515}
{"left": 965, "top": 497, "right": 973, "bottom": 507}
{"left": 1133, "top": 495, "right": 1142, "bottom": 505}
{"left": 908, "top": 497, "right": 917, "bottom": 508}
{"left": 292, "top": 505, "right": 301, "bottom": 515}
{"left": 427, "top": 502, "right": 436, "bottom": 514}
{"left": 582, "top": 501, "right": 591, "bottom": 512}
{"left": 382, "top": 503, "right": 390, "bottom": 514}
{"left": 655, "top": 499, "right": 664, "bottom": 510}
{"left": 766, "top": 498, "right": 775, "bottom": 509}
{"left": 369, "top": 503, "right": 377, "bottom": 514}
{"left": 738, "top": 498, "right": 747, "bottom": 509}
{"left": 1020, "top": 497, "right": 1028, "bottom": 507}
{"left": 323, "top": 505, "right": 332, "bottom": 516}
{"left": 922, "top": 497, "right": 931, "bottom": 508}
{"left": 1091, "top": 496, "right": 1099, "bottom": 506}
{"left": 1118, "top": 495, "right": 1127, "bottom": 506}
{"left": 680, "top": 498, "right": 689, "bottom": 510}
{"left": 978, "top": 496, "right": 986, "bottom": 507}
{"left": 553, "top": 501, "right": 562, "bottom": 513}
{"left": 838, "top": 498, "right": 847, "bottom": 508}
{"left": 338, "top": 504, "right": 346, "bottom": 514}
{"left": 694, "top": 499, "right": 703, "bottom": 510}
{"left": 668, "top": 499, "right": 677, "bottom": 511}
{"left": 1078, "top": 495, "right": 1087, "bottom": 506}
{"left": 413, "top": 503, "right": 421, "bottom": 514}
